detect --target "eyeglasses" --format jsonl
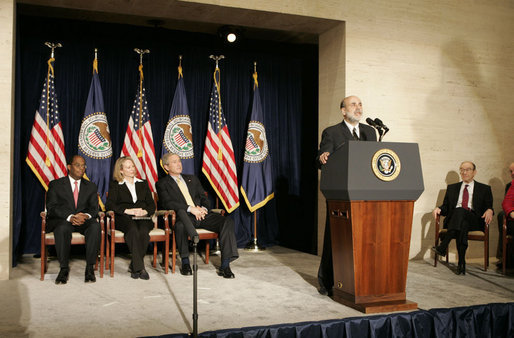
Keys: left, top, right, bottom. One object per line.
{"left": 72, "top": 163, "right": 87, "bottom": 169}
{"left": 459, "top": 168, "right": 473, "bottom": 173}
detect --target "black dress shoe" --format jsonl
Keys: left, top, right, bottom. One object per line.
{"left": 139, "top": 269, "right": 150, "bottom": 280}
{"left": 85, "top": 265, "right": 96, "bottom": 283}
{"left": 217, "top": 266, "right": 235, "bottom": 279}
{"left": 180, "top": 263, "right": 192, "bottom": 276}
{"left": 457, "top": 263, "right": 466, "bottom": 275}
{"left": 318, "top": 286, "right": 333, "bottom": 297}
{"left": 431, "top": 246, "right": 446, "bottom": 257}
{"left": 131, "top": 271, "right": 140, "bottom": 279}
{"left": 55, "top": 267, "right": 69, "bottom": 285}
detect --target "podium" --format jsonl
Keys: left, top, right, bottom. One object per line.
{"left": 320, "top": 141, "right": 424, "bottom": 313}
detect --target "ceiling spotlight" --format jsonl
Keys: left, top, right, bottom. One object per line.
{"left": 226, "top": 33, "right": 237, "bottom": 43}
{"left": 218, "top": 26, "right": 242, "bottom": 44}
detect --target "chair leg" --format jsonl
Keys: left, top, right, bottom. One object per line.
{"left": 110, "top": 236, "right": 115, "bottom": 278}
{"left": 484, "top": 239, "right": 488, "bottom": 271}
{"left": 164, "top": 234, "right": 169, "bottom": 274}
{"left": 205, "top": 241, "right": 210, "bottom": 264}
{"left": 40, "top": 244, "right": 46, "bottom": 281}
{"left": 105, "top": 236, "right": 110, "bottom": 270}
{"left": 434, "top": 234, "right": 439, "bottom": 267}
{"left": 172, "top": 233, "right": 176, "bottom": 274}
{"left": 153, "top": 242, "right": 157, "bottom": 268}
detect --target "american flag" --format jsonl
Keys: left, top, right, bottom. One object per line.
{"left": 26, "top": 57, "right": 67, "bottom": 190}
{"left": 202, "top": 66, "right": 239, "bottom": 213}
{"left": 121, "top": 64, "right": 158, "bottom": 192}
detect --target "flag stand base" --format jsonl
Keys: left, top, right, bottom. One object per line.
{"left": 244, "top": 238, "right": 265, "bottom": 251}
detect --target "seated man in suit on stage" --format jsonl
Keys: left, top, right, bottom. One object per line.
{"left": 317, "top": 95, "right": 377, "bottom": 296}
{"left": 46, "top": 155, "right": 101, "bottom": 284}
{"left": 496, "top": 162, "right": 514, "bottom": 268}
{"left": 156, "top": 153, "right": 239, "bottom": 278}
{"left": 432, "top": 161, "right": 493, "bottom": 275}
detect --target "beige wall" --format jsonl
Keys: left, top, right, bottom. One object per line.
{"left": 0, "top": 0, "right": 15, "bottom": 280}
{"left": 188, "top": 0, "right": 514, "bottom": 260}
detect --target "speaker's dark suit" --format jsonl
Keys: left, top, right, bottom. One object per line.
{"left": 46, "top": 176, "right": 101, "bottom": 268}
{"left": 438, "top": 180, "right": 493, "bottom": 262}
{"left": 106, "top": 180, "right": 155, "bottom": 272}
{"left": 156, "top": 174, "right": 238, "bottom": 262}
{"left": 317, "top": 121, "right": 377, "bottom": 292}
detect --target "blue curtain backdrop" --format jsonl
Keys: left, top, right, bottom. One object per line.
{"left": 13, "top": 15, "right": 319, "bottom": 264}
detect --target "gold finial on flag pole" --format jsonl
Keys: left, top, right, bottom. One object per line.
{"left": 178, "top": 55, "right": 183, "bottom": 78}
{"left": 44, "top": 42, "right": 62, "bottom": 58}
{"left": 134, "top": 48, "right": 150, "bottom": 158}
{"left": 209, "top": 54, "right": 225, "bottom": 69}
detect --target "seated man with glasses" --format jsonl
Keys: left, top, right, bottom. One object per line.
{"left": 46, "top": 155, "right": 102, "bottom": 284}
{"left": 431, "top": 161, "right": 493, "bottom": 275}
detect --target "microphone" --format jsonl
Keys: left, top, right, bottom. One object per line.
{"left": 366, "top": 117, "right": 380, "bottom": 129}
{"left": 374, "top": 118, "right": 389, "bottom": 132}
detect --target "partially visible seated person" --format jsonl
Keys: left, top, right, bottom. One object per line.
{"left": 156, "top": 153, "right": 239, "bottom": 278}
{"left": 502, "top": 176, "right": 514, "bottom": 228}
{"left": 106, "top": 156, "right": 155, "bottom": 280}
{"left": 496, "top": 162, "right": 514, "bottom": 268}
{"left": 432, "top": 161, "right": 493, "bottom": 275}
{"left": 46, "top": 155, "right": 101, "bottom": 284}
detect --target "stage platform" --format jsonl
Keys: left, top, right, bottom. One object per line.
{"left": 1, "top": 246, "right": 513, "bottom": 337}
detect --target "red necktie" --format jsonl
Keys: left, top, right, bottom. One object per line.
{"left": 462, "top": 184, "right": 469, "bottom": 210}
{"left": 73, "top": 181, "right": 79, "bottom": 208}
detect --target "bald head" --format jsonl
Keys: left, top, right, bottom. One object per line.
{"left": 340, "top": 95, "right": 363, "bottom": 126}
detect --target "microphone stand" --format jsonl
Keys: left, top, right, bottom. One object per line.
{"left": 377, "top": 127, "right": 384, "bottom": 142}
{"left": 192, "top": 235, "right": 199, "bottom": 338}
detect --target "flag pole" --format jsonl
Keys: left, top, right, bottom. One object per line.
{"left": 43, "top": 42, "right": 62, "bottom": 167}
{"left": 245, "top": 62, "right": 266, "bottom": 252}
{"left": 133, "top": 48, "right": 150, "bottom": 159}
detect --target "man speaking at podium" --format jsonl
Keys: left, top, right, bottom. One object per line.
{"left": 317, "top": 95, "right": 377, "bottom": 296}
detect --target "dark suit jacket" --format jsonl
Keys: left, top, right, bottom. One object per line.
{"left": 317, "top": 121, "right": 377, "bottom": 163}
{"left": 105, "top": 180, "right": 155, "bottom": 217}
{"left": 439, "top": 181, "right": 493, "bottom": 229}
{"left": 156, "top": 174, "right": 210, "bottom": 212}
{"left": 46, "top": 176, "right": 99, "bottom": 231}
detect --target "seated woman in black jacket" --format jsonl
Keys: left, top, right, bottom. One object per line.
{"left": 106, "top": 156, "right": 155, "bottom": 280}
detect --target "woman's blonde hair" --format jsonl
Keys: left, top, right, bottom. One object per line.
{"left": 112, "top": 156, "right": 135, "bottom": 182}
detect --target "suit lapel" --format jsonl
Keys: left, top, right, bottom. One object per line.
{"left": 168, "top": 175, "right": 187, "bottom": 204}
{"left": 64, "top": 176, "right": 76, "bottom": 209}
{"left": 77, "top": 179, "right": 89, "bottom": 209}
{"left": 338, "top": 122, "right": 353, "bottom": 141}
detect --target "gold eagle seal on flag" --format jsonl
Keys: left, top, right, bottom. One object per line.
{"left": 78, "top": 113, "right": 112, "bottom": 159}
{"left": 163, "top": 115, "right": 194, "bottom": 159}
{"left": 371, "top": 148, "right": 401, "bottom": 181}
{"left": 244, "top": 121, "right": 268, "bottom": 163}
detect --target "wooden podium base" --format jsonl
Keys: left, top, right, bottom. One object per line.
{"left": 333, "top": 291, "right": 418, "bottom": 314}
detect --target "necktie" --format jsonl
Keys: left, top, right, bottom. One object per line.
{"left": 352, "top": 127, "right": 359, "bottom": 140}
{"left": 176, "top": 177, "right": 195, "bottom": 207}
{"left": 73, "top": 181, "right": 79, "bottom": 208}
{"left": 462, "top": 184, "right": 469, "bottom": 210}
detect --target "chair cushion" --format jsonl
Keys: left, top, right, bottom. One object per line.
{"left": 45, "top": 232, "right": 85, "bottom": 240}
{"left": 197, "top": 228, "right": 216, "bottom": 235}
{"left": 149, "top": 228, "right": 165, "bottom": 236}
{"left": 438, "top": 229, "right": 485, "bottom": 236}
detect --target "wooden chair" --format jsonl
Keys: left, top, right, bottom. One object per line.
{"left": 501, "top": 216, "right": 513, "bottom": 275}
{"left": 40, "top": 210, "right": 105, "bottom": 281}
{"left": 105, "top": 193, "right": 174, "bottom": 277}
{"left": 171, "top": 210, "right": 223, "bottom": 273}
{"left": 434, "top": 214, "right": 489, "bottom": 271}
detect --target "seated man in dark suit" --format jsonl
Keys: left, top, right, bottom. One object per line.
{"left": 46, "top": 155, "right": 101, "bottom": 284}
{"left": 496, "top": 162, "right": 514, "bottom": 268}
{"left": 432, "top": 161, "right": 493, "bottom": 275}
{"left": 156, "top": 153, "right": 239, "bottom": 278}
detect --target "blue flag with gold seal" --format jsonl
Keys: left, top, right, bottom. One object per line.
{"left": 240, "top": 71, "right": 274, "bottom": 212}
{"left": 78, "top": 55, "right": 112, "bottom": 208}
{"left": 161, "top": 63, "right": 194, "bottom": 174}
